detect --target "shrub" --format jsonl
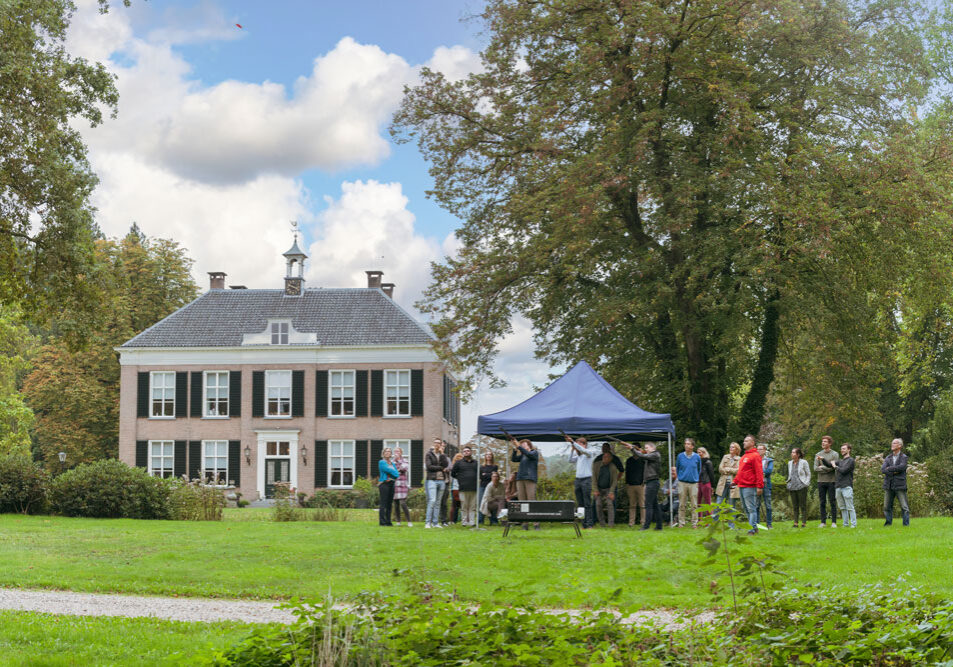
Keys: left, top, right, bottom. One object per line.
{"left": 0, "top": 454, "right": 49, "bottom": 514}
{"left": 536, "top": 470, "right": 573, "bottom": 500}
{"left": 49, "top": 459, "right": 172, "bottom": 519}
{"left": 351, "top": 477, "right": 378, "bottom": 508}
{"left": 169, "top": 480, "right": 225, "bottom": 521}
{"left": 924, "top": 453, "right": 953, "bottom": 515}
{"left": 272, "top": 482, "right": 304, "bottom": 522}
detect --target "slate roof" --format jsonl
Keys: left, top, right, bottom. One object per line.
{"left": 120, "top": 288, "right": 435, "bottom": 348}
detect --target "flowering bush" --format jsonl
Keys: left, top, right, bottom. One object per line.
{"left": 852, "top": 454, "right": 935, "bottom": 518}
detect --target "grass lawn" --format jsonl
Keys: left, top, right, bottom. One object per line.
{"left": 0, "top": 610, "right": 260, "bottom": 666}
{"left": 0, "top": 513, "right": 950, "bottom": 610}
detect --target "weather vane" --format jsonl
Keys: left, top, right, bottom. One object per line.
{"left": 290, "top": 219, "right": 298, "bottom": 242}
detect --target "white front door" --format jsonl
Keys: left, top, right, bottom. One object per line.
{"left": 256, "top": 431, "right": 298, "bottom": 499}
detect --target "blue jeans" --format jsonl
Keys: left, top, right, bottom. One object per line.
{"left": 836, "top": 486, "right": 856, "bottom": 527}
{"left": 758, "top": 485, "right": 773, "bottom": 526}
{"left": 739, "top": 487, "right": 760, "bottom": 530}
{"left": 883, "top": 489, "right": 910, "bottom": 525}
{"left": 574, "top": 476, "right": 594, "bottom": 528}
{"left": 425, "top": 479, "right": 446, "bottom": 525}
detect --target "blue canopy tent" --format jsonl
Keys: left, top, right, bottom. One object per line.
{"left": 477, "top": 361, "right": 677, "bottom": 525}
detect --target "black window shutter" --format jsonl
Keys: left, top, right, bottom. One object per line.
{"left": 411, "top": 369, "right": 424, "bottom": 416}
{"left": 252, "top": 371, "right": 265, "bottom": 418}
{"left": 175, "top": 372, "right": 188, "bottom": 418}
{"left": 314, "top": 440, "right": 328, "bottom": 488}
{"left": 442, "top": 375, "right": 448, "bottom": 421}
{"left": 355, "top": 370, "right": 368, "bottom": 417}
{"left": 137, "top": 373, "right": 150, "bottom": 417}
{"left": 370, "top": 370, "right": 383, "bottom": 417}
{"left": 355, "top": 440, "right": 369, "bottom": 479}
{"left": 411, "top": 440, "right": 424, "bottom": 487}
{"left": 370, "top": 440, "right": 383, "bottom": 476}
{"left": 315, "top": 370, "right": 328, "bottom": 418}
{"left": 135, "top": 440, "right": 148, "bottom": 468}
{"left": 291, "top": 370, "right": 305, "bottom": 417}
{"left": 190, "top": 371, "right": 203, "bottom": 418}
{"left": 228, "top": 441, "right": 241, "bottom": 487}
{"left": 174, "top": 440, "right": 186, "bottom": 478}
{"left": 229, "top": 371, "right": 242, "bottom": 417}
{"left": 188, "top": 440, "right": 201, "bottom": 481}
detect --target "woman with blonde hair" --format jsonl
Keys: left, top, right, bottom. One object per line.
{"left": 377, "top": 447, "right": 400, "bottom": 526}
{"left": 391, "top": 446, "right": 411, "bottom": 527}
{"left": 715, "top": 442, "right": 741, "bottom": 510}
{"left": 696, "top": 447, "right": 716, "bottom": 518}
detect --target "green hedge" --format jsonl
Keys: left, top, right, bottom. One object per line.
{"left": 0, "top": 454, "right": 49, "bottom": 514}
{"left": 49, "top": 460, "right": 172, "bottom": 519}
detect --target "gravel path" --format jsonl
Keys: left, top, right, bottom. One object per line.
{"left": 0, "top": 588, "right": 713, "bottom": 629}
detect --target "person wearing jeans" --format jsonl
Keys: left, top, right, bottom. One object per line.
{"left": 825, "top": 442, "right": 856, "bottom": 528}
{"left": 566, "top": 435, "right": 600, "bottom": 529}
{"left": 882, "top": 438, "right": 910, "bottom": 526}
{"left": 424, "top": 439, "right": 450, "bottom": 528}
{"left": 734, "top": 435, "right": 764, "bottom": 534}
{"left": 675, "top": 438, "right": 701, "bottom": 527}
{"left": 756, "top": 444, "right": 774, "bottom": 529}
{"left": 814, "top": 435, "right": 839, "bottom": 527}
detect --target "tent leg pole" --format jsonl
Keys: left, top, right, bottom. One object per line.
{"left": 668, "top": 432, "right": 674, "bottom": 527}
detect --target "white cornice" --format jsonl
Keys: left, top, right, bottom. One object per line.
{"left": 115, "top": 345, "right": 439, "bottom": 366}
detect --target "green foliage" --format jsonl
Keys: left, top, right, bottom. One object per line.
{"left": 169, "top": 479, "right": 225, "bottom": 521}
{"left": 0, "top": 453, "right": 48, "bottom": 514}
{"left": 535, "top": 470, "right": 574, "bottom": 500}
{"left": 913, "top": 388, "right": 953, "bottom": 460}
{"left": 0, "top": 307, "right": 37, "bottom": 455}
{"left": 350, "top": 477, "right": 378, "bottom": 508}
{"left": 924, "top": 454, "right": 953, "bottom": 515}
{"left": 395, "top": 0, "right": 953, "bottom": 453}
{"left": 48, "top": 459, "right": 171, "bottom": 519}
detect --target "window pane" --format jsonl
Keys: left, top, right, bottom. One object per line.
{"left": 278, "top": 442, "right": 289, "bottom": 456}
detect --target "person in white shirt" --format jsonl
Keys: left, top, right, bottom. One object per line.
{"left": 566, "top": 434, "right": 601, "bottom": 529}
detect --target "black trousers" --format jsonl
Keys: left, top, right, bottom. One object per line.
{"left": 817, "top": 482, "right": 836, "bottom": 523}
{"left": 642, "top": 478, "right": 663, "bottom": 529}
{"left": 379, "top": 481, "right": 395, "bottom": 526}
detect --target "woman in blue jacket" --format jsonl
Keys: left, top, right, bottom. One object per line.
{"left": 378, "top": 447, "right": 400, "bottom": 526}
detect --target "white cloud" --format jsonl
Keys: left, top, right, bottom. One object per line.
{"left": 427, "top": 45, "right": 484, "bottom": 82}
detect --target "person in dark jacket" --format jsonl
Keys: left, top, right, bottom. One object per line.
{"left": 452, "top": 446, "right": 479, "bottom": 526}
{"left": 756, "top": 444, "right": 775, "bottom": 529}
{"left": 510, "top": 438, "right": 541, "bottom": 530}
{"left": 627, "top": 442, "right": 663, "bottom": 530}
{"left": 823, "top": 443, "right": 856, "bottom": 528}
{"left": 477, "top": 452, "right": 498, "bottom": 526}
{"left": 881, "top": 438, "right": 910, "bottom": 526}
{"left": 424, "top": 439, "right": 450, "bottom": 529}
{"left": 623, "top": 443, "right": 646, "bottom": 527}
{"left": 696, "top": 447, "right": 716, "bottom": 519}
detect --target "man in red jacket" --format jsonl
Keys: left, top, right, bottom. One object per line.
{"left": 734, "top": 435, "right": 764, "bottom": 535}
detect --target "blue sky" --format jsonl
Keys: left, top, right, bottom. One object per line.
{"left": 66, "top": 0, "right": 553, "bottom": 438}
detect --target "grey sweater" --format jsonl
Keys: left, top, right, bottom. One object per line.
{"left": 814, "top": 449, "right": 840, "bottom": 483}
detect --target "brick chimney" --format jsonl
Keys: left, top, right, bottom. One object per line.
{"left": 365, "top": 270, "right": 383, "bottom": 289}
{"left": 381, "top": 282, "right": 395, "bottom": 298}
{"left": 208, "top": 272, "right": 226, "bottom": 290}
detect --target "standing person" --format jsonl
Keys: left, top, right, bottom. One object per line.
{"left": 424, "top": 438, "right": 450, "bottom": 529}
{"left": 734, "top": 435, "right": 764, "bottom": 535}
{"left": 630, "top": 442, "right": 663, "bottom": 531}
{"left": 452, "top": 446, "right": 479, "bottom": 527}
{"left": 377, "top": 447, "right": 399, "bottom": 527}
{"left": 511, "top": 438, "right": 541, "bottom": 529}
{"left": 621, "top": 442, "right": 646, "bottom": 527}
{"left": 696, "top": 447, "right": 715, "bottom": 518}
{"left": 786, "top": 447, "right": 811, "bottom": 528}
{"left": 504, "top": 471, "right": 519, "bottom": 502}
{"left": 756, "top": 444, "right": 774, "bottom": 529}
{"left": 882, "top": 438, "right": 910, "bottom": 526}
{"left": 814, "top": 435, "right": 840, "bottom": 528}
{"left": 479, "top": 470, "right": 507, "bottom": 524}
{"left": 449, "top": 453, "right": 463, "bottom": 523}
{"left": 477, "top": 452, "right": 498, "bottom": 526}
{"left": 676, "top": 438, "right": 702, "bottom": 528}
{"left": 660, "top": 467, "right": 679, "bottom": 521}
{"left": 823, "top": 443, "right": 856, "bottom": 528}
{"left": 439, "top": 449, "right": 453, "bottom": 526}
{"left": 591, "top": 448, "right": 620, "bottom": 527}
{"left": 566, "top": 434, "right": 600, "bottom": 529}
{"left": 715, "top": 442, "right": 741, "bottom": 508}
{"left": 391, "top": 446, "right": 411, "bottom": 527}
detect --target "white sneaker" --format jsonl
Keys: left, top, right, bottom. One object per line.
{"left": 435, "top": 523, "right": 444, "bottom": 528}
{"left": 407, "top": 522, "right": 413, "bottom": 527}
{"left": 425, "top": 523, "right": 432, "bottom": 528}
{"left": 395, "top": 521, "right": 401, "bottom": 526}
{"left": 819, "top": 523, "right": 826, "bottom": 528}
{"left": 831, "top": 523, "right": 837, "bottom": 528}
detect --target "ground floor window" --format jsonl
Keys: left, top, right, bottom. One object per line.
{"left": 203, "top": 440, "right": 228, "bottom": 485}
{"left": 329, "top": 440, "right": 355, "bottom": 488}
{"left": 149, "top": 441, "right": 174, "bottom": 478}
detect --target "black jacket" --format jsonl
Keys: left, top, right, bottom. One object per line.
{"left": 699, "top": 458, "right": 716, "bottom": 486}
{"left": 479, "top": 464, "right": 498, "bottom": 488}
{"left": 824, "top": 456, "right": 855, "bottom": 489}
{"left": 425, "top": 449, "right": 450, "bottom": 481}
{"left": 632, "top": 450, "right": 661, "bottom": 482}
{"left": 881, "top": 452, "right": 908, "bottom": 491}
{"left": 625, "top": 455, "right": 645, "bottom": 485}
{"left": 452, "top": 458, "right": 479, "bottom": 492}
{"left": 511, "top": 446, "right": 539, "bottom": 482}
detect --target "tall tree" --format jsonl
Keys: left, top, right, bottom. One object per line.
{"left": 23, "top": 229, "right": 197, "bottom": 464}
{"left": 394, "top": 0, "right": 953, "bottom": 452}
{"left": 0, "top": 307, "right": 37, "bottom": 455}
{"left": 0, "top": 0, "right": 127, "bottom": 337}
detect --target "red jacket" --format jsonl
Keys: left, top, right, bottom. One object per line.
{"left": 734, "top": 449, "right": 764, "bottom": 489}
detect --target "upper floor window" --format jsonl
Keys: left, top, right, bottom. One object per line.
{"left": 385, "top": 369, "right": 411, "bottom": 417}
{"left": 203, "top": 440, "right": 228, "bottom": 485}
{"left": 150, "top": 372, "right": 175, "bottom": 418}
{"left": 149, "top": 441, "right": 174, "bottom": 478}
{"left": 204, "top": 371, "right": 229, "bottom": 417}
{"left": 329, "top": 370, "right": 355, "bottom": 417}
{"left": 265, "top": 370, "right": 292, "bottom": 417}
{"left": 270, "top": 321, "right": 290, "bottom": 345}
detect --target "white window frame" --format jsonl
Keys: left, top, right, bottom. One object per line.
{"left": 202, "top": 440, "right": 229, "bottom": 486}
{"left": 203, "top": 371, "right": 229, "bottom": 418}
{"left": 148, "top": 440, "right": 174, "bottom": 478}
{"left": 329, "top": 370, "right": 356, "bottom": 418}
{"left": 384, "top": 439, "right": 411, "bottom": 475}
{"left": 150, "top": 371, "right": 176, "bottom": 419}
{"left": 265, "top": 369, "right": 292, "bottom": 418}
{"left": 329, "top": 439, "right": 356, "bottom": 489}
{"left": 384, "top": 369, "right": 411, "bottom": 418}
{"left": 270, "top": 321, "right": 290, "bottom": 345}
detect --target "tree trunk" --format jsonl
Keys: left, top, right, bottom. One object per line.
{"left": 738, "top": 290, "right": 781, "bottom": 437}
